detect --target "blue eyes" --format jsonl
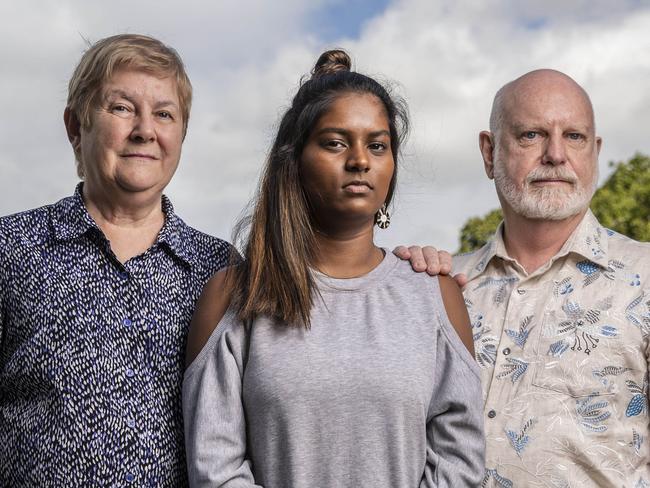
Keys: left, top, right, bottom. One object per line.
{"left": 111, "top": 105, "right": 130, "bottom": 114}
{"left": 520, "top": 131, "right": 584, "bottom": 141}
{"left": 110, "top": 105, "right": 174, "bottom": 121}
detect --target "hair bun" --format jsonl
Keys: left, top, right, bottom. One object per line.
{"left": 311, "top": 49, "right": 351, "bottom": 79}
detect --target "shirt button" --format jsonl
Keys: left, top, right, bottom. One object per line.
{"left": 516, "top": 288, "right": 526, "bottom": 295}
{"left": 503, "top": 347, "right": 511, "bottom": 356}
{"left": 127, "top": 418, "right": 136, "bottom": 429}
{"left": 487, "top": 409, "right": 497, "bottom": 419}
{"left": 125, "top": 473, "right": 135, "bottom": 483}
{"left": 125, "top": 368, "right": 135, "bottom": 378}
{"left": 123, "top": 318, "right": 132, "bottom": 327}
{"left": 118, "top": 271, "right": 129, "bottom": 280}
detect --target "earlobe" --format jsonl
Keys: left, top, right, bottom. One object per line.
{"left": 64, "top": 107, "right": 81, "bottom": 150}
{"left": 479, "top": 131, "right": 495, "bottom": 179}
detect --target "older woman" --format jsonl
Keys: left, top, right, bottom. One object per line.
{"left": 0, "top": 34, "right": 231, "bottom": 487}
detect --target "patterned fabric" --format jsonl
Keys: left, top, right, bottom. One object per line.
{"left": 454, "top": 210, "right": 650, "bottom": 488}
{"left": 0, "top": 184, "right": 232, "bottom": 487}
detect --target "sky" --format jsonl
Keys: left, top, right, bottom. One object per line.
{"left": 1, "top": 0, "right": 649, "bottom": 252}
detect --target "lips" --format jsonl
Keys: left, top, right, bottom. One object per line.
{"left": 526, "top": 169, "right": 578, "bottom": 185}
{"left": 121, "top": 153, "right": 158, "bottom": 160}
{"left": 343, "top": 180, "right": 373, "bottom": 194}
{"left": 530, "top": 179, "right": 572, "bottom": 184}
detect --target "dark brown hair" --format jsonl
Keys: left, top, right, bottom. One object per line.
{"left": 228, "top": 49, "right": 409, "bottom": 327}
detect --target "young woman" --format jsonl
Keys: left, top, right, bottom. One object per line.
{"left": 183, "top": 50, "right": 485, "bottom": 488}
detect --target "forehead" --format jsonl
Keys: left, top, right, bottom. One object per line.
{"left": 101, "top": 68, "right": 180, "bottom": 102}
{"left": 316, "top": 92, "right": 389, "bottom": 129}
{"left": 503, "top": 79, "right": 594, "bottom": 131}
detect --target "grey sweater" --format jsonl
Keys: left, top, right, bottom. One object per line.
{"left": 183, "top": 252, "right": 485, "bottom": 487}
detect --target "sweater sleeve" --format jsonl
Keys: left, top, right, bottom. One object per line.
{"left": 420, "top": 312, "right": 486, "bottom": 487}
{"left": 182, "top": 310, "right": 262, "bottom": 488}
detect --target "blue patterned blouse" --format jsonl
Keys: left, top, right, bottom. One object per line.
{"left": 0, "top": 184, "right": 232, "bottom": 487}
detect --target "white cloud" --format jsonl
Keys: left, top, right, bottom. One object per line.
{"left": 1, "top": 0, "right": 649, "bottom": 252}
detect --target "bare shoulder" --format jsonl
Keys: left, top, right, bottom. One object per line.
{"left": 437, "top": 275, "right": 475, "bottom": 356}
{"left": 185, "top": 268, "right": 234, "bottom": 369}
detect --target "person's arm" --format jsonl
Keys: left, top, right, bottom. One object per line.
{"left": 420, "top": 275, "right": 484, "bottom": 487}
{"left": 183, "top": 269, "right": 263, "bottom": 488}
{"left": 438, "top": 275, "right": 474, "bottom": 356}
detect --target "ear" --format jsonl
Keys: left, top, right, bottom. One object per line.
{"left": 595, "top": 135, "right": 602, "bottom": 155}
{"left": 479, "top": 130, "right": 496, "bottom": 179}
{"left": 64, "top": 107, "right": 82, "bottom": 153}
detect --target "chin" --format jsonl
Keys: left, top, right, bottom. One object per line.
{"left": 116, "top": 178, "right": 167, "bottom": 194}
{"left": 514, "top": 192, "right": 591, "bottom": 220}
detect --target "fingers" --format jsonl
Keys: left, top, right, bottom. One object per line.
{"left": 407, "top": 245, "right": 427, "bottom": 272}
{"left": 392, "top": 245, "right": 411, "bottom": 260}
{"left": 421, "top": 246, "right": 440, "bottom": 275}
{"left": 393, "top": 245, "right": 452, "bottom": 275}
{"left": 436, "top": 250, "right": 453, "bottom": 276}
{"left": 453, "top": 273, "right": 469, "bottom": 289}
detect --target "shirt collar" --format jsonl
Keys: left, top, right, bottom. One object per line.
{"left": 461, "top": 237, "right": 499, "bottom": 282}
{"left": 52, "top": 183, "right": 197, "bottom": 267}
{"left": 51, "top": 183, "right": 99, "bottom": 241}
{"left": 462, "top": 209, "right": 610, "bottom": 281}
{"left": 156, "top": 196, "right": 197, "bottom": 267}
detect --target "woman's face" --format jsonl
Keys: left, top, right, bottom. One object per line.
{"left": 76, "top": 68, "right": 184, "bottom": 202}
{"left": 300, "top": 92, "right": 394, "bottom": 232}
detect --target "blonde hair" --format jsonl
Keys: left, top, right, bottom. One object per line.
{"left": 67, "top": 34, "right": 192, "bottom": 175}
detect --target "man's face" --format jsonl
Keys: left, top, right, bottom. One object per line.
{"left": 489, "top": 74, "right": 601, "bottom": 221}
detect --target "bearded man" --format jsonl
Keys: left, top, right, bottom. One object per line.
{"left": 400, "top": 69, "right": 650, "bottom": 487}
{"left": 462, "top": 69, "right": 650, "bottom": 487}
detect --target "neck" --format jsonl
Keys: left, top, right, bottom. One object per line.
{"left": 83, "top": 182, "right": 165, "bottom": 226}
{"left": 82, "top": 182, "right": 165, "bottom": 263}
{"left": 312, "top": 222, "right": 383, "bottom": 278}
{"left": 501, "top": 208, "right": 587, "bottom": 274}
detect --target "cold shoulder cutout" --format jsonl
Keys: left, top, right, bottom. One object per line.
{"left": 185, "top": 268, "right": 233, "bottom": 369}
{"left": 438, "top": 274, "right": 475, "bottom": 357}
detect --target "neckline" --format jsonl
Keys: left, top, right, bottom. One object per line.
{"left": 312, "top": 248, "right": 399, "bottom": 292}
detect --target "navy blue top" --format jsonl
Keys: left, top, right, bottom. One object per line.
{"left": 0, "top": 184, "right": 232, "bottom": 487}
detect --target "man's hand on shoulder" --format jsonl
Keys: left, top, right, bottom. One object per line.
{"left": 393, "top": 245, "right": 468, "bottom": 288}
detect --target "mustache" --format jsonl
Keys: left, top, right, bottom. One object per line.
{"left": 526, "top": 168, "right": 578, "bottom": 185}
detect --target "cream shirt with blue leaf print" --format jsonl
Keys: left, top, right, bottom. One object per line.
{"left": 455, "top": 210, "right": 650, "bottom": 488}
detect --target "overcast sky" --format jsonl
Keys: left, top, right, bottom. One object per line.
{"left": 1, "top": 0, "right": 649, "bottom": 252}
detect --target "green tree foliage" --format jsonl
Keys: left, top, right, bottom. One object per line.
{"left": 590, "top": 153, "right": 650, "bottom": 242}
{"left": 458, "top": 209, "right": 502, "bottom": 254}
{"left": 458, "top": 153, "right": 650, "bottom": 253}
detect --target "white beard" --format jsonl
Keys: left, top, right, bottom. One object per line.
{"left": 494, "top": 163, "right": 598, "bottom": 220}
